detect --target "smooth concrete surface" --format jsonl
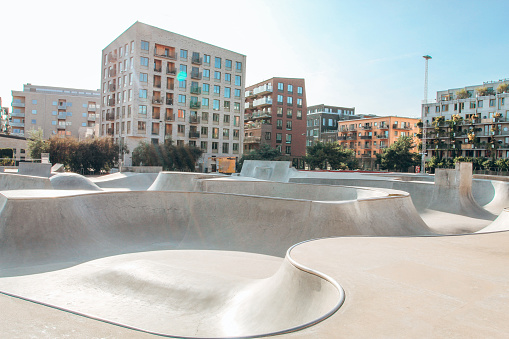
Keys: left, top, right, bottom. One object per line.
{"left": 18, "top": 162, "right": 52, "bottom": 177}
{"left": 240, "top": 160, "right": 298, "bottom": 182}
{"left": 50, "top": 173, "right": 103, "bottom": 191}
{"left": 148, "top": 171, "right": 226, "bottom": 191}
{"left": 477, "top": 208, "right": 509, "bottom": 233}
{"left": 90, "top": 172, "right": 159, "bottom": 191}
{"left": 0, "top": 173, "right": 52, "bottom": 190}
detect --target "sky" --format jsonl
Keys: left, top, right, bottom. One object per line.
{"left": 1, "top": 0, "right": 508, "bottom": 118}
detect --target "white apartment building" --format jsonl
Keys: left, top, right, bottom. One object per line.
{"left": 10, "top": 84, "right": 100, "bottom": 139}
{"left": 101, "top": 22, "right": 246, "bottom": 171}
{"left": 422, "top": 78, "right": 509, "bottom": 160}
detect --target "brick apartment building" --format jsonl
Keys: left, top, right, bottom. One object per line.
{"left": 244, "top": 77, "right": 306, "bottom": 167}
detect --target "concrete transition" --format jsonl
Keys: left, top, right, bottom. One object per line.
{"left": 0, "top": 164, "right": 508, "bottom": 338}
{"left": 240, "top": 160, "right": 298, "bottom": 182}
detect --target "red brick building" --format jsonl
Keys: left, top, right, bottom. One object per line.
{"left": 244, "top": 77, "right": 307, "bottom": 167}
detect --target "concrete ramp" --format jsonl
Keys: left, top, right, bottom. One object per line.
{"left": 91, "top": 172, "right": 159, "bottom": 191}
{"left": 148, "top": 172, "right": 225, "bottom": 191}
{"left": 240, "top": 160, "right": 298, "bottom": 182}
{"left": 476, "top": 208, "right": 509, "bottom": 233}
{"left": 18, "top": 163, "right": 52, "bottom": 177}
{"left": 0, "top": 173, "right": 52, "bottom": 190}
{"left": 50, "top": 173, "right": 102, "bottom": 191}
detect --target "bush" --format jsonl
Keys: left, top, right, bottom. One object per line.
{"left": 132, "top": 139, "right": 203, "bottom": 171}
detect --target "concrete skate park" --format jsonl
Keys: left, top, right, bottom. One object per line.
{"left": 0, "top": 161, "right": 508, "bottom": 338}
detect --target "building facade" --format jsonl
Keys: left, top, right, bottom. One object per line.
{"left": 0, "top": 98, "right": 9, "bottom": 134}
{"left": 306, "top": 104, "right": 356, "bottom": 147}
{"left": 337, "top": 116, "right": 419, "bottom": 168}
{"left": 0, "top": 134, "right": 30, "bottom": 164}
{"left": 10, "top": 84, "right": 100, "bottom": 139}
{"left": 101, "top": 22, "right": 246, "bottom": 171}
{"left": 421, "top": 79, "right": 509, "bottom": 160}
{"left": 244, "top": 77, "right": 306, "bottom": 166}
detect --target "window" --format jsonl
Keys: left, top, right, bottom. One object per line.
{"left": 285, "top": 146, "right": 291, "bottom": 155}
{"left": 286, "top": 120, "right": 292, "bottom": 130}
{"left": 178, "top": 94, "right": 186, "bottom": 103}
{"left": 288, "top": 84, "right": 293, "bottom": 93}
{"left": 129, "top": 73, "right": 133, "bottom": 85}
{"left": 277, "top": 107, "right": 283, "bottom": 116}
{"left": 140, "top": 73, "right": 148, "bottom": 82}
{"left": 225, "top": 73, "right": 231, "bottom": 83}
{"left": 213, "top": 99, "right": 220, "bottom": 110}
{"left": 287, "top": 97, "right": 293, "bottom": 105}
{"left": 223, "top": 128, "right": 229, "bottom": 139}
{"left": 214, "top": 85, "right": 220, "bottom": 95}
{"left": 224, "top": 115, "right": 230, "bottom": 124}
{"left": 203, "top": 83, "right": 210, "bottom": 94}
{"left": 180, "top": 49, "right": 188, "bottom": 59}
{"left": 297, "top": 110, "right": 302, "bottom": 119}
{"left": 224, "top": 87, "right": 231, "bottom": 98}
{"left": 435, "top": 106, "right": 440, "bottom": 113}
{"left": 140, "top": 57, "right": 149, "bottom": 67}
{"left": 234, "top": 89, "right": 241, "bottom": 98}
{"left": 52, "top": 121, "right": 56, "bottom": 125}
{"left": 202, "top": 98, "right": 209, "bottom": 107}
{"left": 139, "top": 105, "right": 147, "bottom": 115}
{"left": 178, "top": 125, "right": 185, "bottom": 133}
{"left": 201, "top": 126, "right": 208, "bottom": 136}
{"left": 265, "top": 132, "right": 271, "bottom": 140}
{"left": 490, "top": 99, "right": 495, "bottom": 107}
{"left": 224, "top": 101, "right": 230, "bottom": 110}
{"left": 469, "top": 102, "right": 475, "bottom": 109}
{"left": 141, "top": 41, "right": 149, "bottom": 51}
{"left": 212, "top": 142, "right": 218, "bottom": 151}
{"left": 82, "top": 112, "right": 87, "bottom": 117}
{"left": 180, "top": 64, "right": 187, "bottom": 73}
{"left": 235, "top": 61, "right": 242, "bottom": 71}
{"left": 178, "top": 109, "right": 186, "bottom": 118}
{"left": 278, "top": 82, "right": 284, "bottom": 91}
{"left": 276, "top": 133, "right": 282, "bottom": 142}
{"left": 277, "top": 119, "right": 283, "bottom": 129}
{"left": 32, "top": 99, "right": 37, "bottom": 104}
{"left": 204, "top": 54, "right": 211, "bottom": 65}
{"left": 203, "top": 69, "right": 210, "bottom": 79}
{"left": 212, "top": 127, "right": 219, "bottom": 138}
{"left": 139, "top": 89, "right": 147, "bottom": 98}
{"left": 478, "top": 100, "right": 484, "bottom": 108}
{"left": 234, "top": 102, "right": 240, "bottom": 112}
{"left": 225, "top": 59, "right": 232, "bottom": 70}
{"left": 31, "top": 119, "right": 36, "bottom": 124}
{"left": 214, "top": 71, "right": 221, "bottom": 81}
{"left": 213, "top": 113, "right": 220, "bottom": 123}
{"left": 277, "top": 95, "right": 283, "bottom": 103}
{"left": 32, "top": 110, "right": 37, "bottom": 114}
{"left": 235, "top": 75, "right": 241, "bottom": 86}
{"left": 215, "top": 57, "right": 221, "bottom": 68}
{"left": 297, "top": 98, "right": 303, "bottom": 107}
{"left": 287, "top": 109, "right": 293, "bottom": 118}
{"left": 297, "top": 86, "right": 303, "bottom": 95}
{"left": 222, "top": 143, "right": 229, "bottom": 153}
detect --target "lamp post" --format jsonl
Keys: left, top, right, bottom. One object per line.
{"left": 421, "top": 55, "right": 432, "bottom": 173}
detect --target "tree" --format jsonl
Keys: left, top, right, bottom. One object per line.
{"left": 131, "top": 139, "right": 203, "bottom": 171}
{"left": 237, "top": 144, "right": 289, "bottom": 171}
{"left": 497, "top": 83, "right": 509, "bottom": 94}
{"left": 303, "top": 142, "right": 358, "bottom": 170}
{"left": 380, "top": 136, "right": 418, "bottom": 172}
{"left": 27, "top": 128, "right": 49, "bottom": 159}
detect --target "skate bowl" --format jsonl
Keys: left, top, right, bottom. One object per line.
{"left": 50, "top": 173, "right": 102, "bottom": 191}
{"left": 148, "top": 172, "right": 226, "bottom": 191}
{"left": 476, "top": 207, "right": 509, "bottom": 233}
{"left": 90, "top": 172, "right": 159, "bottom": 191}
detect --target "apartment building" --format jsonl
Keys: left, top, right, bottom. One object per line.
{"left": 244, "top": 77, "right": 306, "bottom": 167}
{"left": 101, "top": 22, "right": 246, "bottom": 171}
{"left": 0, "top": 98, "right": 9, "bottom": 133}
{"left": 422, "top": 78, "right": 509, "bottom": 160}
{"left": 338, "top": 116, "right": 419, "bottom": 168}
{"left": 306, "top": 104, "right": 356, "bottom": 147}
{"left": 10, "top": 84, "right": 100, "bottom": 139}
{"left": 0, "top": 134, "right": 29, "bottom": 164}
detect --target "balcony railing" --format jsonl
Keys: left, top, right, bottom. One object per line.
{"left": 57, "top": 104, "right": 66, "bottom": 110}
{"left": 166, "top": 99, "right": 174, "bottom": 105}
{"left": 379, "top": 124, "right": 389, "bottom": 129}
{"left": 12, "top": 102, "right": 25, "bottom": 107}
{"left": 189, "top": 131, "right": 200, "bottom": 138}
{"left": 253, "top": 97, "right": 272, "bottom": 107}
{"left": 167, "top": 67, "right": 177, "bottom": 75}
{"left": 154, "top": 49, "right": 177, "bottom": 60}
{"left": 253, "top": 84, "right": 273, "bottom": 96}
{"left": 244, "top": 136, "right": 261, "bottom": 143}
{"left": 192, "top": 56, "right": 202, "bottom": 65}
{"left": 376, "top": 134, "right": 388, "bottom": 139}
{"left": 10, "top": 112, "right": 25, "bottom": 117}
{"left": 360, "top": 136, "right": 372, "bottom": 139}
{"left": 191, "top": 72, "right": 202, "bottom": 80}
{"left": 165, "top": 115, "right": 175, "bottom": 121}
{"left": 109, "top": 84, "right": 116, "bottom": 92}
{"left": 152, "top": 98, "right": 163, "bottom": 105}
{"left": 154, "top": 67, "right": 162, "bottom": 73}
{"left": 57, "top": 113, "right": 67, "bottom": 119}
{"left": 57, "top": 124, "right": 66, "bottom": 130}
{"left": 361, "top": 125, "right": 372, "bottom": 130}
{"left": 190, "top": 87, "right": 201, "bottom": 94}
{"left": 88, "top": 106, "right": 97, "bottom": 112}
{"left": 87, "top": 115, "right": 96, "bottom": 121}
{"left": 393, "top": 124, "right": 412, "bottom": 130}
{"left": 190, "top": 102, "right": 201, "bottom": 109}
{"left": 189, "top": 116, "right": 200, "bottom": 124}
{"left": 108, "top": 99, "right": 115, "bottom": 107}
{"left": 9, "top": 122, "right": 25, "bottom": 127}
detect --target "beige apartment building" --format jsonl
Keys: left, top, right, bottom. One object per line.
{"left": 10, "top": 84, "right": 100, "bottom": 139}
{"left": 338, "top": 116, "right": 419, "bottom": 168}
{"left": 101, "top": 22, "right": 246, "bottom": 171}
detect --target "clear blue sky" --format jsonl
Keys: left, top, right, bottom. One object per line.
{"left": 1, "top": 0, "right": 508, "bottom": 117}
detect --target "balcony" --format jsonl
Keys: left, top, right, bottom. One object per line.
{"left": 376, "top": 134, "right": 388, "bottom": 139}
{"left": 154, "top": 49, "right": 177, "bottom": 60}
{"left": 165, "top": 115, "right": 175, "bottom": 121}
{"left": 346, "top": 136, "right": 357, "bottom": 140}
{"left": 253, "top": 97, "right": 272, "bottom": 107}
{"left": 379, "top": 124, "right": 389, "bottom": 129}
{"left": 245, "top": 102, "right": 253, "bottom": 109}
{"left": 393, "top": 124, "right": 412, "bottom": 130}
{"left": 360, "top": 136, "right": 372, "bottom": 140}
{"left": 189, "top": 131, "right": 200, "bottom": 138}
{"left": 361, "top": 125, "right": 372, "bottom": 130}
{"left": 191, "top": 71, "right": 202, "bottom": 80}
{"left": 189, "top": 116, "right": 200, "bottom": 124}
{"left": 87, "top": 115, "right": 96, "bottom": 121}
{"left": 106, "top": 128, "right": 114, "bottom": 136}
{"left": 109, "top": 84, "right": 116, "bottom": 92}
{"left": 190, "top": 86, "right": 201, "bottom": 94}
{"left": 253, "top": 84, "right": 273, "bottom": 96}
{"left": 154, "top": 67, "right": 162, "bottom": 73}
{"left": 12, "top": 102, "right": 25, "bottom": 107}
{"left": 244, "top": 136, "right": 261, "bottom": 144}
{"left": 57, "top": 113, "right": 67, "bottom": 119}
{"left": 152, "top": 98, "right": 163, "bottom": 105}
{"left": 57, "top": 103, "right": 66, "bottom": 110}
{"left": 9, "top": 122, "right": 25, "bottom": 128}
{"left": 461, "top": 144, "right": 474, "bottom": 150}
{"left": 166, "top": 99, "right": 174, "bottom": 105}
{"left": 245, "top": 90, "right": 255, "bottom": 98}
{"left": 10, "top": 112, "right": 25, "bottom": 117}
{"left": 108, "top": 98, "right": 115, "bottom": 107}
{"left": 378, "top": 145, "right": 388, "bottom": 149}
{"left": 105, "top": 113, "right": 115, "bottom": 121}
{"left": 88, "top": 106, "right": 97, "bottom": 112}
{"left": 361, "top": 154, "right": 373, "bottom": 158}
{"left": 190, "top": 102, "right": 201, "bottom": 109}
{"left": 57, "top": 124, "right": 67, "bottom": 130}
{"left": 192, "top": 56, "right": 202, "bottom": 65}
{"left": 166, "top": 67, "right": 177, "bottom": 75}
{"left": 154, "top": 83, "right": 162, "bottom": 89}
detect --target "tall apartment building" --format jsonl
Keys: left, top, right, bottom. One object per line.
{"left": 306, "top": 104, "right": 356, "bottom": 147}
{"left": 10, "top": 84, "right": 100, "bottom": 139}
{"left": 338, "top": 116, "right": 419, "bottom": 168}
{"left": 0, "top": 98, "right": 9, "bottom": 134}
{"left": 422, "top": 78, "right": 509, "bottom": 160}
{"left": 101, "top": 22, "right": 246, "bottom": 171}
{"left": 244, "top": 77, "right": 306, "bottom": 167}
